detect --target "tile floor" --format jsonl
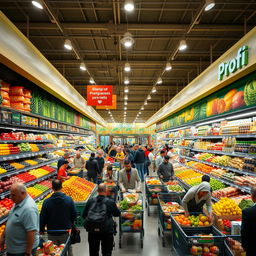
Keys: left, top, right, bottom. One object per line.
{"left": 73, "top": 206, "right": 176, "bottom": 256}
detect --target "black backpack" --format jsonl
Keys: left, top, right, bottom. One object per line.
{"left": 84, "top": 198, "right": 108, "bottom": 233}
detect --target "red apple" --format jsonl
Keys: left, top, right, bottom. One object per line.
{"left": 210, "top": 245, "right": 219, "bottom": 254}
{"left": 232, "top": 91, "right": 245, "bottom": 109}
{"left": 190, "top": 246, "right": 198, "bottom": 256}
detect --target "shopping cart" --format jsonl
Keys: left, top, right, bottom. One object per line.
{"left": 119, "top": 192, "right": 144, "bottom": 248}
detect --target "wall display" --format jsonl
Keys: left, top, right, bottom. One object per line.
{"left": 156, "top": 71, "right": 256, "bottom": 132}
{"left": 87, "top": 85, "right": 113, "bottom": 106}
{"left": 97, "top": 123, "right": 156, "bottom": 135}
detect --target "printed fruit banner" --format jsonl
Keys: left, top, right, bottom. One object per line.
{"left": 156, "top": 71, "right": 256, "bottom": 131}
{"left": 97, "top": 123, "right": 156, "bottom": 135}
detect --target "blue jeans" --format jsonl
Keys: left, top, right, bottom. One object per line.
{"left": 87, "top": 175, "right": 98, "bottom": 184}
{"left": 135, "top": 163, "right": 145, "bottom": 182}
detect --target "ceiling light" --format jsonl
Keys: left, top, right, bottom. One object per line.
{"left": 124, "top": 0, "right": 134, "bottom": 12}
{"left": 80, "top": 62, "right": 87, "bottom": 71}
{"left": 139, "top": 112, "right": 141, "bottom": 115}
{"left": 141, "top": 107, "right": 144, "bottom": 110}
{"left": 124, "top": 107, "right": 127, "bottom": 110}
{"left": 124, "top": 62, "right": 131, "bottom": 72}
{"left": 124, "top": 77, "right": 129, "bottom": 84}
{"left": 32, "top": 0, "right": 43, "bottom": 9}
{"left": 144, "top": 101, "right": 148, "bottom": 105}
{"left": 179, "top": 40, "right": 187, "bottom": 51}
{"left": 157, "top": 77, "right": 162, "bottom": 84}
{"left": 147, "top": 95, "right": 151, "bottom": 100}
{"left": 165, "top": 63, "right": 172, "bottom": 71}
{"left": 121, "top": 32, "right": 135, "bottom": 48}
{"left": 124, "top": 86, "right": 129, "bottom": 93}
{"left": 205, "top": 0, "right": 215, "bottom": 11}
{"left": 64, "top": 39, "right": 72, "bottom": 50}
{"left": 124, "top": 95, "right": 128, "bottom": 100}
{"left": 124, "top": 111, "right": 127, "bottom": 114}
{"left": 152, "top": 86, "right": 157, "bottom": 93}
{"left": 89, "top": 77, "right": 95, "bottom": 84}
{"left": 124, "top": 102, "right": 128, "bottom": 105}
{"left": 108, "top": 111, "right": 111, "bottom": 114}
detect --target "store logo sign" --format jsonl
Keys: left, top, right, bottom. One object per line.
{"left": 218, "top": 45, "right": 248, "bottom": 81}
{"left": 87, "top": 85, "right": 113, "bottom": 106}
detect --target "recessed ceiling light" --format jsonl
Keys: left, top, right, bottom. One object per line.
{"left": 141, "top": 107, "right": 144, "bottom": 110}
{"left": 121, "top": 32, "right": 135, "bottom": 48}
{"left": 165, "top": 63, "right": 172, "bottom": 71}
{"left": 80, "top": 62, "right": 86, "bottom": 71}
{"left": 157, "top": 77, "right": 162, "bottom": 84}
{"left": 152, "top": 86, "right": 157, "bottom": 93}
{"left": 64, "top": 39, "right": 72, "bottom": 50}
{"left": 124, "top": 95, "right": 128, "bottom": 100}
{"left": 144, "top": 101, "right": 148, "bottom": 105}
{"left": 147, "top": 95, "right": 151, "bottom": 100}
{"left": 124, "top": 86, "right": 129, "bottom": 93}
{"left": 179, "top": 40, "right": 187, "bottom": 51}
{"left": 32, "top": 0, "right": 43, "bottom": 9}
{"left": 124, "top": 107, "right": 127, "bottom": 110}
{"left": 124, "top": 77, "right": 130, "bottom": 84}
{"left": 124, "top": 62, "right": 131, "bottom": 72}
{"left": 124, "top": 111, "right": 127, "bottom": 114}
{"left": 124, "top": 102, "right": 128, "bottom": 105}
{"left": 89, "top": 77, "right": 95, "bottom": 84}
{"left": 205, "top": 0, "right": 215, "bottom": 11}
{"left": 124, "top": 0, "right": 134, "bottom": 12}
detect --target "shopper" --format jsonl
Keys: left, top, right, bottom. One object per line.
{"left": 241, "top": 187, "right": 256, "bottom": 256}
{"left": 86, "top": 152, "right": 100, "bottom": 184}
{"left": 148, "top": 148, "right": 155, "bottom": 175}
{"left": 124, "top": 148, "right": 134, "bottom": 167}
{"left": 57, "top": 160, "right": 70, "bottom": 181}
{"left": 40, "top": 179, "right": 77, "bottom": 256}
{"left": 73, "top": 151, "right": 85, "bottom": 169}
{"left": 57, "top": 152, "right": 71, "bottom": 170}
{"left": 115, "top": 146, "right": 125, "bottom": 164}
{"left": 158, "top": 155, "right": 174, "bottom": 182}
{"left": 182, "top": 182, "right": 212, "bottom": 219}
{"left": 1, "top": 183, "right": 39, "bottom": 256}
{"left": 155, "top": 150, "right": 166, "bottom": 170}
{"left": 108, "top": 145, "right": 117, "bottom": 158}
{"left": 83, "top": 183, "right": 120, "bottom": 256}
{"left": 133, "top": 145, "right": 146, "bottom": 182}
{"left": 102, "top": 165, "right": 117, "bottom": 183}
{"left": 119, "top": 159, "right": 141, "bottom": 193}
{"left": 96, "top": 151, "right": 105, "bottom": 174}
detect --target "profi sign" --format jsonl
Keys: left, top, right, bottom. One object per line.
{"left": 218, "top": 46, "right": 248, "bottom": 81}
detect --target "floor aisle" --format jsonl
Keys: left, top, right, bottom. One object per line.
{"left": 73, "top": 206, "right": 175, "bottom": 256}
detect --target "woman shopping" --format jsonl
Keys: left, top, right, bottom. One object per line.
{"left": 182, "top": 181, "right": 212, "bottom": 220}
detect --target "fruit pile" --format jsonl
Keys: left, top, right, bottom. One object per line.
{"left": 167, "top": 184, "right": 184, "bottom": 192}
{"left": 62, "top": 176, "right": 95, "bottom": 202}
{"left": 0, "top": 144, "right": 20, "bottom": 156}
{"left": 188, "top": 161, "right": 214, "bottom": 173}
{"left": 0, "top": 168, "right": 7, "bottom": 174}
{"left": 17, "top": 143, "right": 31, "bottom": 152}
{"left": 164, "top": 180, "right": 179, "bottom": 185}
{"left": 0, "top": 198, "right": 13, "bottom": 217}
{"left": 226, "top": 237, "right": 246, "bottom": 255}
{"left": 28, "top": 168, "right": 49, "bottom": 178}
{"left": 160, "top": 202, "right": 184, "bottom": 215}
{"left": 174, "top": 214, "right": 211, "bottom": 227}
{"left": 146, "top": 178, "right": 161, "bottom": 185}
{"left": 27, "top": 182, "right": 51, "bottom": 199}
{"left": 212, "top": 187, "right": 239, "bottom": 199}
{"left": 211, "top": 155, "right": 231, "bottom": 166}
{"left": 9, "top": 162, "right": 25, "bottom": 169}
{"left": 190, "top": 244, "right": 220, "bottom": 256}
{"left": 216, "top": 219, "right": 232, "bottom": 234}
{"left": 212, "top": 198, "right": 242, "bottom": 216}
{"left": 36, "top": 240, "right": 65, "bottom": 256}
{"left": 30, "top": 144, "right": 39, "bottom": 152}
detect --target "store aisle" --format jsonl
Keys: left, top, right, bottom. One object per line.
{"left": 73, "top": 207, "right": 175, "bottom": 256}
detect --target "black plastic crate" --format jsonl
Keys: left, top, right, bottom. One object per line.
{"left": 224, "top": 235, "right": 245, "bottom": 256}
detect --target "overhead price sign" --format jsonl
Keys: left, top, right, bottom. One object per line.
{"left": 87, "top": 85, "right": 113, "bottom": 106}
{"left": 96, "top": 95, "right": 117, "bottom": 109}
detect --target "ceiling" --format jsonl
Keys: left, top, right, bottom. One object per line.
{"left": 0, "top": 0, "right": 255, "bottom": 124}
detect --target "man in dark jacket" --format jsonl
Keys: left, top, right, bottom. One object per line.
{"left": 40, "top": 179, "right": 77, "bottom": 255}
{"left": 134, "top": 145, "right": 146, "bottom": 182}
{"left": 241, "top": 186, "right": 256, "bottom": 256}
{"left": 83, "top": 183, "right": 120, "bottom": 256}
{"left": 96, "top": 152, "right": 105, "bottom": 184}
{"left": 86, "top": 153, "right": 100, "bottom": 184}
{"left": 57, "top": 152, "right": 71, "bottom": 171}
{"left": 158, "top": 155, "right": 174, "bottom": 182}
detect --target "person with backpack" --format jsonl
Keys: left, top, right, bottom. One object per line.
{"left": 83, "top": 183, "right": 120, "bottom": 256}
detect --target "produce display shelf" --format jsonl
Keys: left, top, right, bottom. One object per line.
{"left": 184, "top": 155, "right": 256, "bottom": 177}
{"left": 173, "top": 145, "right": 190, "bottom": 149}
{"left": 0, "top": 140, "right": 54, "bottom": 144}
{"left": 0, "top": 146, "right": 72, "bottom": 162}
{"left": 176, "top": 161, "right": 251, "bottom": 194}
{"left": 0, "top": 171, "right": 56, "bottom": 199}
{"left": 189, "top": 148, "right": 256, "bottom": 159}
{"left": 0, "top": 158, "right": 58, "bottom": 179}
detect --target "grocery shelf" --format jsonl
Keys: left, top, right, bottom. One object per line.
{"left": 0, "top": 139, "right": 54, "bottom": 144}
{"left": 175, "top": 160, "right": 251, "bottom": 194}
{"left": 0, "top": 146, "right": 72, "bottom": 162}
{"left": 0, "top": 171, "right": 56, "bottom": 199}
{"left": 0, "top": 158, "right": 58, "bottom": 179}
{"left": 183, "top": 155, "right": 256, "bottom": 177}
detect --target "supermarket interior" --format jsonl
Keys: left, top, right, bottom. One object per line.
{"left": 0, "top": 1, "right": 256, "bottom": 256}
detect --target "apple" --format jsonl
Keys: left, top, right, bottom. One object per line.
{"left": 210, "top": 245, "right": 219, "bottom": 254}
{"left": 232, "top": 91, "right": 245, "bottom": 109}
{"left": 203, "top": 246, "right": 210, "bottom": 253}
{"left": 217, "top": 99, "right": 226, "bottom": 114}
{"left": 190, "top": 246, "right": 198, "bottom": 256}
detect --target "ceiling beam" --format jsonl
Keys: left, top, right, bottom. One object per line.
{"left": 15, "top": 23, "right": 248, "bottom": 32}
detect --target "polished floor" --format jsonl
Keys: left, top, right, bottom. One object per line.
{"left": 73, "top": 206, "right": 176, "bottom": 256}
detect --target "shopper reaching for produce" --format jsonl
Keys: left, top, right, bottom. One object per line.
{"left": 182, "top": 181, "right": 212, "bottom": 220}
{"left": 119, "top": 159, "right": 141, "bottom": 193}
{"left": 57, "top": 160, "right": 70, "bottom": 181}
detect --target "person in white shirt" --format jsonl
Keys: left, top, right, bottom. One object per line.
{"left": 148, "top": 148, "right": 155, "bottom": 175}
{"left": 155, "top": 150, "right": 167, "bottom": 171}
